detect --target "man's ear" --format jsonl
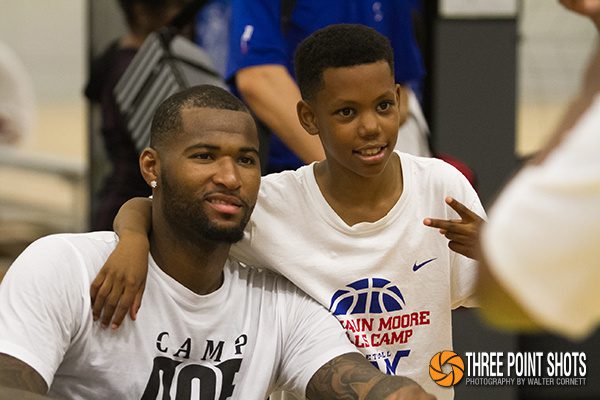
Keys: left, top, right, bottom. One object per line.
{"left": 139, "top": 147, "right": 159, "bottom": 188}
{"left": 397, "top": 84, "right": 409, "bottom": 128}
{"left": 296, "top": 100, "right": 319, "bottom": 136}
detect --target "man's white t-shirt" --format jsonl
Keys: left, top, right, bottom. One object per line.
{"left": 0, "top": 232, "right": 357, "bottom": 399}
{"left": 231, "top": 151, "right": 485, "bottom": 400}
{"left": 482, "top": 94, "right": 600, "bottom": 340}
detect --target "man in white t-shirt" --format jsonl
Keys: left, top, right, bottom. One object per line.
{"left": 0, "top": 85, "right": 433, "bottom": 399}
{"left": 478, "top": 0, "right": 600, "bottom": 340}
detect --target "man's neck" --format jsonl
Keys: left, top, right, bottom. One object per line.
{"left": 149, "top": 222, "right": 229, "bottom": 295}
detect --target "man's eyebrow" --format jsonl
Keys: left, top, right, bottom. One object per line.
{"left": 185, "top": 143, "right": 259, "bottom": 155}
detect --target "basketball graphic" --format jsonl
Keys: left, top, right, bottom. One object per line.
{"left": 329, "top": 278, "right": 405, "bottom": 316}
{"left": 429, "top": 350, "right": 464, "bottom": 387}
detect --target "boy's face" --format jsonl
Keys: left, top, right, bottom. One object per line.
{"left": 298, "top": 61, "right": 401, "bottom": 178}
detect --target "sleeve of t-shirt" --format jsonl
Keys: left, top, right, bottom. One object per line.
{"left": 272, "top": 278, "right": 359, "bottom": 397}
{"left": 226, "top": 0, "right": 288, "bottom": 81}
{"left": 444, "top": 165, "right": 487, "bottom": 309}
{"left": 482, "top": 96, "right": 600, "bottom": 339}
{"left": 0, "top": 235, "right": 88, "bottom": 388}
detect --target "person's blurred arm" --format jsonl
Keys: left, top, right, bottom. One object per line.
{"left": 476, "top": 256, "right": 540, "bottom": 332}
{"left": 0, "top": 354, "right": 47, "bottom": 395}
{"left": 235, "top": 64, "right": 324, "bottom": 163}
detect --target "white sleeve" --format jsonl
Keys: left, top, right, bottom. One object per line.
{"left": 0, "top": 236, "right": 88, "bottom": 387}
{"left": 273, "top": 279, "right": 359, "bottom": 397}
{"left": 482, "top": 96, "right": 600, "bottom": 339}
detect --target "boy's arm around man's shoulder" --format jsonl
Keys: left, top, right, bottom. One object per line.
{"left": 91, "top": 197, "right": 152, "bottom": 329}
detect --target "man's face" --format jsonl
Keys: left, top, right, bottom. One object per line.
{"left": 308, "top": 61, "right": 401, "bottom": 178}
{"left": 158, "top": 107, "right": 260, "bottom": 243}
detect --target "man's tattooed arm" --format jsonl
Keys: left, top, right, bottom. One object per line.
{"left": 0, "top": 353, "right": 47, "bottom": 395}
{"left": 306, "top": 352, "right": 436, "bottom": 400}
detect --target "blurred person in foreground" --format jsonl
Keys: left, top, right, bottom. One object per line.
{"left": 477, "top": 0, "right": 600, "bottom": 340}
{"left": 0, "top": 85, "right": 433, "bottom": 399}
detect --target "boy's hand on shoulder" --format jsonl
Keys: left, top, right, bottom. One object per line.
{"left": 423, "top": 196, "right": 484, "bottom": 260}
{"left": 90, "top": 231, "right": 149, "bottom": 329}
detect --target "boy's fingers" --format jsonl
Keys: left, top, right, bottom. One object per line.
{"left": 424, "top": 218, "right": 462, "bottom": 231}
{"left": 90, "top": 270, "right": 107, "bottom": 305}
{"left": 130, "top": 285, "right": 144, "bottom": 321}
{"left": 91, "top": 276, "right": 112, "bottom": 321}
{"left": 445, "top": 197, "right": 478, "bottom": 220}
{"left": 100, "top": 282, "right": 124, "bottom": 328}
{"left": 448, "top": 241, "right": 469, "bottom": 256}
{"left": 443, "top": 232, "right": 471, "bottom": 243}
{"left": 111, "top": 288, "right": 136, "bottom": 329}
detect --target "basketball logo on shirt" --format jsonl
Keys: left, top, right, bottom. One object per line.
{"left": 329, "top": 278, "right": 405, "bottom": 316}
{"left": 329, "top": 277, "right": 431, "bottom": 375}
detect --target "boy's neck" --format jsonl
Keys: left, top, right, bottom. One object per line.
{"left": 314, "top": 153, "right": 403, "bottom": 226}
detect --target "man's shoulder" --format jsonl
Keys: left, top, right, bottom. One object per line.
{"left": 12, "top": 232, "right": 118, "bottom": 280}
{"left": 29, "top": 231, "right": 118, "bottom": 253}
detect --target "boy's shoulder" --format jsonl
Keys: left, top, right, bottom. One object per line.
{"left": 259, "top": 163, "right": 314, "bottom": 196}
{"left": 398, "top": 151, "right": 465, "bottom": 179}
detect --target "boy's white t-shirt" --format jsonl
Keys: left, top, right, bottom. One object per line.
{"left": 231, "top": 151, "right": 485, "bottom": 400}
{"left": 0, "top": 232, "right": 357, "bottom": 399}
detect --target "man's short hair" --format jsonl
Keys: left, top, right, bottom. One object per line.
{"left": 150, "top": 85, "right": 250, "bottom": 148}
{"left": 294, "top": 24, "right": 395, "bottom": 100}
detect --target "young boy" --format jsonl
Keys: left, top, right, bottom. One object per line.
{"left": 94, "top": 24, "right": 485, "bottom": 399}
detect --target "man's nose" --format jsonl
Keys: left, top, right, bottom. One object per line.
{"left": 212, "top": 157, "right": 242, "bottom": 189}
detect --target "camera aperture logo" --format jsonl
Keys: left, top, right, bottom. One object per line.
{"left": 429, "top": 351, "right": 588, "bottom": 388}
{"left": 429, "top": 351, "right": 465, "bottom": 387}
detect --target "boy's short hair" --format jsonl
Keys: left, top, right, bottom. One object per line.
{"left": 150, "top": 84, "right": 250, "bottom": 148}
{"left": 294, "top": 24, "right": 395, "bottom": 100}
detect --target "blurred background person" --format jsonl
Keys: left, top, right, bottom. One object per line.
{"left": 0, "top": 41, "right": 35, "bottom": 146}
{"left": 85, "top": 0, "right": 189, "bottom": 231}
{"left": 227, "top": 0, "right": 431, "bottom": 174}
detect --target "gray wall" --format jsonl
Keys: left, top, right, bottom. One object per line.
{"left": 431, "top": 18, "right": 519, "bottom": 400}
{"left": 431, "top": 19, "right": 520, "bottom": 206}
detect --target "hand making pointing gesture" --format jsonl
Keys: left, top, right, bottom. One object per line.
{"left": 423, "top": 196, "right": 485, "bottom": 260}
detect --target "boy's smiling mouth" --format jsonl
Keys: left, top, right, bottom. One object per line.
{"left": 353, "top": 144, "right": 388, "bottom": 160}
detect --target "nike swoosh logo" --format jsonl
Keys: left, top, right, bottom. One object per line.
{"left": 413, "top": 258, "right": 437, "bottom": 272}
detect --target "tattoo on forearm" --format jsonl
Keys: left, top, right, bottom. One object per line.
{"left": 306, "top": 352, "right": 415, "bottom": 400}
{"left": 0, "top": 354, "right": 47, "bottom": 394}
